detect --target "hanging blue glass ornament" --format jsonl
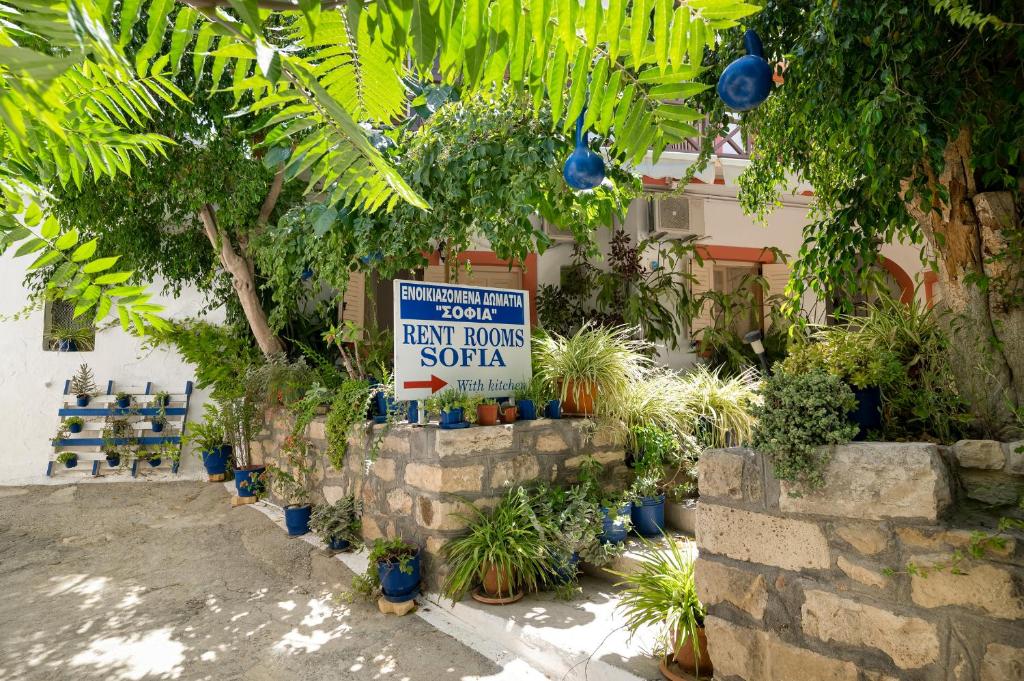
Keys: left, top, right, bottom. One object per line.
{"left": 562, "top": 111, "right": 605, "bottom": 190}
{"left": 717, "top": 29, "right": 773, "bottom": 111}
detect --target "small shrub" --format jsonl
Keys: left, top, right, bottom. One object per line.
{"left": 752, "top": 369, "right": 858, "bottom": 491}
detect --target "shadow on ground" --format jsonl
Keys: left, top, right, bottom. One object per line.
{"left": 0, "top": 483, "right": 507, "bottom": 681}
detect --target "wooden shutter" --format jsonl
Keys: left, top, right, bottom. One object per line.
{"left": 690, "top": 260, "right": 715, "bottom": 342}
{"left": 760, "top": 262, "right": 791, "bottom": 330}
{"left": 341, "top": 271, "right": 365, "bottom": 327}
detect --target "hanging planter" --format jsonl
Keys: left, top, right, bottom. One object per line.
{"left": 115, "top": 392, "right": 131, "bottom": 409}
{"left": 717, "top": 29, "right": 773, "bottom": 111}
{"left": 105, "top": 453, "right": 120, "bottom": 468}
{"left": 562, "top": 112, "right": 606, "bottom": 191}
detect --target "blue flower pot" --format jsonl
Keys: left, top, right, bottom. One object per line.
{"left": 851, "top": 386, "right": 882, "bottom": 441}
{"left": 516, "top": 399, "right": 537, "bottom": 421}
{"left": 158, "top": 395, "right": 170, "bottom": 406}
{"left": 546, "top": 551, "right": 580, "bottom": 585}
{"left": 235, "top": 466, "right": 265, "bottom": 498}
{"left": 147, "top": 457, "right": 161, "bottom": 468}
{"left": 75, "top": 395, "right": 90, "bottom": 407}
{"left": 106, "top": 455, "right": 119, "bottom": 468}
{"left": 171, "top": 461, "right": 179, "bottom": 474}
{"left": 57, "top": 339, "right": 77, "bottom": 352}
{"left": 328, "top": 537, "right": 351, "bottom": 552}
{"left": 202, "top": 446, "right": 230, "bottom": 476}
{"left": 717, "top": 29, "right": 773, "bottom": 111}
{"left": 378, "top": 550, "right": 421, "bottom": 603}
{"left": 151, "top": 421, "right": 164, "bottom": 432}
{"left": 116, "top": 396, "right": 130, "bottom": 408}
{"left": 546, "top": 399, "right": 562, "bottom": 419}
{"left": 68, "top": 422, "right": 82, "bottom": 434}
{"left": 63, "top": 457, "right": 78, "bottom": 469}
{"left": 600, "top": 503, "right": 631, "bottom": 544}
{"left": 563, "top": 112, "right": 606, "bottom": 190}
{"left": 284, "top": 504, "right": 312, "bottom": 536}
{"left": 407, "top": 401, "right": 418, "bottom": 423}
{"left": 631, "top": 495, "right": 666, "bottom": 537}
{"left": 439, "top": 408, "right": 464, "bottom": 427}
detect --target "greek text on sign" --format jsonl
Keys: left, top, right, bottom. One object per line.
{"left": 393, "top": 279, "right": 531, "bottom": 400}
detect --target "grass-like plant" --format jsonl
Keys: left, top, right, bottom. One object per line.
{"left": 610, "top": 537, "right": 706, "bottom": 674}
{"left": 612, "top": 369, "right": 697, "bottom": 455}
{"left": 677, "top": 365, "right": 760, "bottom": 449}
{"left": 56, "top": 451, "right": 78, "bottom": 465}
{"left": 533, "top": 324, "right": 651, "bottom": 415}
{"left": 46, "top": 324, "right": 95, "bottom": 351}
{"left": 513, "top": 376, "right": 551, "bottom": 404}
{"left": 442, "top": 487, "right": 553, "bottom": 601}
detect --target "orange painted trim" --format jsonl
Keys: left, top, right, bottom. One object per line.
{"left": 424, "top": 250, "right": 538, "bottom": 326}
{"left": 697, "top": 245, "right": 777, "bottom": 264}
{"left": 923, "top": 271, "right": 939, "bottom": 308}
{"left": 878, "top": 256, "right": 914, "bottom": 304}
{"left": 642, "top": 175, "right": 672, "bottom": 187}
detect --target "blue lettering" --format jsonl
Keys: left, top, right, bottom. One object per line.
{"left": 420, "top": 347, "right": 437, "bottom": 367}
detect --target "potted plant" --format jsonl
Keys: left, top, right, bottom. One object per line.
{"left": 352, "top": 538, "right": 421, "bottom": 603}
{"left": 443, "top": 486, "right": 552, "bottom": 605}
{"left": 56, "top": 451, "right": 78, "bottom": 469}
{"left": 70, "top": 363, "right": 96, "bottom": 407}
{"left": 629, "top": 425, "right": 673, "bottom": 537}
{"left": 153, "top": 390, "right": 171, "bottom": 407}
{"left": 546, "top": 397, "right": 562, "bottom": 419}
{"left": 65, "top": 416, "right": 85, "bottom": 434}
{"left": 269, "top": 434, "right": 314, "bottom": 536}
{"left": 500, "top": 402, "right": 518, "bottom": 424}
{"left": 103, "top": 444, "right": 121, "bottom": 468}
{"left": 46, "top": 324, "right": 94, "bottom": 352}
{"left": 611, "top": 538, "right": 710, "bottom": 680}
{"left": 150, "top": 413, "right": 167, "bottom": 433}
{"left": 530, "top": 482, "right": 607, "bottom": 591}
{"left": 310, "top": 496, "right": 362, "bottom": 551}
{"left": 114, "top": 391, "right": 132, "bottom": 409}
{"left": 183, "top": 406, "right": 231, "bottom": 478}
{"left": 579, "top": 456, "right": 632, "bottom": 544}
{"left": 426, "top": 387, "right": 476, "bottom": 429}
{"left": 533, "top": 324, "right": 650, "bottom": 417}
{"left": 143, "top": 448, "right": 162, "bottom": 467}
{"left": 513, "top": 377, "right": 548, "bottom": 421}
{"left": 476, "top": 398, "right": 500, "bottom": 426}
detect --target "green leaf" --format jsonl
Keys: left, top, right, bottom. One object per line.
{"left": 255, "top": 39, "right": 282, "bottom": 83}
{"left": 41, "top": 216, "right": 60, "bottom": 239}
{"left": 14, "top": 238, "right": 46, "bottom": 257}
{"left": 94, "top": 295, "right": 113, "bottom": 323}
{"left": 228, "top": 0, "right": 262, "bottom": 31}
{"left": 54, "top": 229, "right": 79, "bottom": 251}
{"left": 688, "top": 16, "right": 704, "bottom": 64}
{"left": 71, "top": 239, "right": 99, "bottom": 262}
{"left": 563, "top": 46, "right": 591, "bottom": 133}
{"left": 605, "top": 0, "right": 625, "bottom": 62}
{"left": 93, "top": 271, "right": 134, "bottom": 285}
{"left": 629, "top": 0, "right": 651, "bottom": 65}
{"left": 653, "top": 0, "right": 671, "bottom": 69}
{"left": 546, "top": 42, "right": 569, "bottom": 127}
{"left": 649, "top": 82, "right": 711, "bottom": 99}
{"left": 28, "top": 249, "right": 62, "bottom": 270}
{"left": 82, "top": 256, "right": 121, "bottom": 273}
{"left": 669, "top": 8, "right": 689, "bottom": 67}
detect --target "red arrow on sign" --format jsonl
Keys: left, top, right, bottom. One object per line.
{"left": 403, "top": 374, "right": 448, "bottom": 393}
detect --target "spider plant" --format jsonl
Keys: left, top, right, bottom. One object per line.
{"left": 533, "top": 324, "right": 651, "bottom": 415}
{"left": 442, "top": 486, "right": 553, "bottom": 601}
{"left": 46, "top": 323, "right": 95, "bottom": 351}
{"left": 610, "top": 536, "right": 707, "bottom": 675}
{"left": 677, "top": 365, "right": 760, "bottom": 449}
{"left": 612, "top": 369, "right": 698, "bottom": 456}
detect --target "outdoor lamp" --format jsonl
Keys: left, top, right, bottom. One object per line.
{"left": 743, "top": 329, "right": 769, "bottom": 373}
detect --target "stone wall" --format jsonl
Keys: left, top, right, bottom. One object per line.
{"left": 695, "top": 441, "right": 1024, "bottom": 681}
{"left": 252, "top": 410, "right": 627, "bottom": 587}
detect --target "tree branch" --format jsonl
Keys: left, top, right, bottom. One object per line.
{"left": 258, "top": 166, "right": 287, "bottom": 226}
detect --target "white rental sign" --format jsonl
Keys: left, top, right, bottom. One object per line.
{"left": 393, "top": 279, "right": 531, "bottom": 400}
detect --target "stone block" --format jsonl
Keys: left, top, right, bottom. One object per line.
{"left": 779, "top": 443, "right": 952, "bottom": 521}
{"left": 960, "top": 469, "right": 1024, "bottom": 506}
{"left": 405, "top": 462, "right": 483, "bottom": 493}
{"left": 371, "top": 457, "right": 396, "bottom": 482}
{"left": 836, "top": 555, "right": 888, "bottom": 589}
{"left": 415, "top": 496, "right": 497, "bottom": 531}
{"left": 362, "top": 516, "right": 384, "bottom": 541}
{"left": 910, "top": 555, "right": 1024, "bottom": 620}
{"left": 801, "top": 589, "right": 940, "bottom": 669}
{"left": 386, "top": 488, "right": 412, "bottom": 514}
{"left": 698, "top": 449, "right": 745, "bottom": 501}
{"left": 377, "top": 596, "right": 416, "bottom": 616}
{"left": 322, "top": 485, "right": 345, "bottom": 504}
{"left": 981, "top": 643, "right": 1024, "bottom": 681}
{"left": 434, "top": 425, "right": 514, "bottom": 457}
{"left": 694, "top": 558, "right": 768, "bottom": 620}
{"left": 705, "top": 615, "right": 859, "bottom": 681}
{"left": 489, "top": 454, "right": 541, "bottom": 488}
{"left": 896, "top": 527, "right": 1015, "bottom": 557}
{"left": 534, "top": 430, "right": 571, "bottom": 452}
{"left": 564, "top": 450, "right": 624, "bottom": 470}
{"left": 1005, "top": 441, "right": 1024, "bottom": 475}
{"left": 954, "top": 440, "right": 1006, "bottom": 470}
{"left": 308, "top": 419, "right": 326, "bottom": 441}
{"left": 834, "top": 523, "right": 888, "bottom": 555}
{"left": 697, "top": 503, "right": 830, "bottom": 571}
{"left": 381, "top": 432, "right": 410, "bottom": 457}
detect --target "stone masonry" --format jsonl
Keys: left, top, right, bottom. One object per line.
{"left": 253, "top": 409, "right": 627, "bottom": 587}
{"left": 696, "top": 441, "right": 1024, "bottom": 681}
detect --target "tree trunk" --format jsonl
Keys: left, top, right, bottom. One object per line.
{"left": 905, "top": 130, "right": 1024, "bottom": 437}
{"left": 199, "top": 203, "right": 284, "bottom": 356}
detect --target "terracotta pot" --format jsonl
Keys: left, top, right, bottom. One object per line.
{"left": 562, "top": 379, "right": 596, "bottom": 416}
{"left": 674, "top": 626, "right": 712, "bottom": 677}
{"left": 481, "top": 563, "right": 514, "bottom": 597}
{"left": 477, "top": 403, "right": 499, "bottom": 426}
{"left": 500, "top": 405, "right": 517, "bottom": 424}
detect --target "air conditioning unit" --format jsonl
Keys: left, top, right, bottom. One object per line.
{"left": 650, "top": 197, "right": 705, "bottom": 239}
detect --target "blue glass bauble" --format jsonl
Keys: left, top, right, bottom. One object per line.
{"left": 717, "top": 30, "right": 773, "bottom": 112}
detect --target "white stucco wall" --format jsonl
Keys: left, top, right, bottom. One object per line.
{"left": 0, "top": 254, "right": 220, "bottom": 485}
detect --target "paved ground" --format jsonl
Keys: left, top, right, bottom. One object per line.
{"left": 0, "top": 482, "right": 508, "bottom": 681}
